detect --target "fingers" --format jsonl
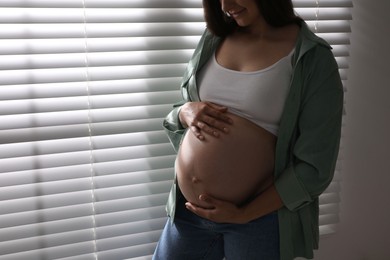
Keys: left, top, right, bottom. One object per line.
{"left": 199, "top": 194, "right": 218, "bottom": 204}
{"left": 180, "top": 102, "right": 233, "bottom": 140}
{"left": 193, "top": 105, "right": 232, "bottom": 138}
{"left": 205, "top": 102, "right": 233, "bottom": 125}
{"left": 206, "top": 102, "right": 228, "bottom": 112}
{"left": 203, "top": 114, "right": 231, "bottom": 132}
{"left": 195, "top": 118, "right": 223, "bottom": 138}
{"left": 185, "top": 202, "right": 216, "bottom": 221}
{"left": 185, "top": 195, "right": 243, "bottom": 224}
{"left": 190, "top": 125, "right": 205, "bottom": 140}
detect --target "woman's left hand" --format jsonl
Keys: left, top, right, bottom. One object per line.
{"left": 185, "top": 194, "right": 249, "bottom": 224}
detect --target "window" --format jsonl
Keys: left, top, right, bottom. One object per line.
{"left": 0, "top": 0, "right": 351, "bottom": 259}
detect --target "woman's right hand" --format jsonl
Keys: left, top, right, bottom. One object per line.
{"left": 179, "top": 101, "right": 233, "bottom": 140}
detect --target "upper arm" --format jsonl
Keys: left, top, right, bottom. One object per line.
{"left": 275, "top": 47, "right": 344, "bottom": 211}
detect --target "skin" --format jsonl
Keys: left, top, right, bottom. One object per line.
{"left": 180, "top": 0, "right": 299, "bottom": 224}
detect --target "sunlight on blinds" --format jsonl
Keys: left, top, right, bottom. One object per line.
{"left": 0, "top": 0, "right": 352, "bottom": 259}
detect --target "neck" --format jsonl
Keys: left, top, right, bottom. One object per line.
{"left": 237, "top": 17, "right": 274, "bottom": 39}
{"left": 237, "top": 22, "right": 299, "bottom": 43}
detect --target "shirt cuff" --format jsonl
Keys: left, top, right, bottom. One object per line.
{"left": 274, "top": 165, "right": 313, "bottom": 211}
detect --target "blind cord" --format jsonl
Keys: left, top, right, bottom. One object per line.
{"left": 82, "top": 1, "right": 99, "bottom": 259}
{"left": 315, "top": 0, "right": 320, "bottom": 33}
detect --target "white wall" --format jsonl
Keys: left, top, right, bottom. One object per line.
{"left": 314, "top": 0, "right": 390, "bottom": 259}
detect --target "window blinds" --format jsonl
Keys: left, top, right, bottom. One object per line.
{"left": 0, "top": 0, "right": 351, "bottom": 259}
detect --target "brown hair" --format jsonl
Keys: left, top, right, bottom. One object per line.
{"left": 202, "top": 0, "right": 303, "bottom": 37}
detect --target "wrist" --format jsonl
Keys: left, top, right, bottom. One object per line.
{"left": 240, "top": 202, "right": 260, "bottom": 223}
{"left": 178, "top": 106, "right": 188, "bottom": 128}
{"left": 240, "top": 184, "right": 284, "bottom": 223}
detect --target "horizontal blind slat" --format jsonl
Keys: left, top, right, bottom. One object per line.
{"left": 0, "top": 165, "right": 91, "bottom": 187}
{"left": 0, "top": 216, "right": 95, "bottom": 242}
{"left": 293, "top": 0, "right": 352, "bottom": 8}
{"left": 0, "top": 144, "right": 174, "bottom": 173}
{"left": 0, "top": 23, "right": 206, "bottom": 39}
{"left": 1, "top": 242, "right": 95, "bottom": 260}
{"left": 0, "top": 37, "right": 201, "bottom": 55}
{"left": 0, "top": 178, "right": 93, "bottom": 201}
{"left": 95, "top": 205, "right": 169, "bottom": 229}
{"left": 94, "top": 181, "right": 173, "bottom": 201}
{"left": 91, "top": 155, "right": 176, "bottom": 176}
{"left": 306, "top": 20, "right": 352, "bottom": 33}
{"left": 319, "top": 214, "right": 339, "bottom": 226}
{"left": 0, "top": 119, "right": 166, "bottom": 144}
{"left": 0, "top": 105, "right": 174, "bottom": 130}
{"left": 0, "top": 152, "right": 91, "bottom": 173}
{"left": 0, "top": 50, "right": 193, "bottom": 70}
{"left": 0, "top": 0, "right": 202, "bottom": 8}
{"left": 96, "top": 229, "right": 162, "bottom": 252}
{"left": 0, "top": 204, "right": 94, "bottom": 229}
{"left": 0, "top": 64, "right": 187, "bottom": 85}
{"left": 94, "top": 168, "right": 174, "bottom": 189}
{"left": 0, "top": 8, "right": 205, "bottom": 23}
{"left": 0, "top": 235, "right": 96, "bottom": 259}
{"left": 94, "top": 193, "right": 169, "bottom": 215}
{"left": 319, "top": 224, "right": 338, "bottom": 236}
{"left": 97, "top": 231, "right": 161, "bottom": 260}
{"left": 0, "top": 191, "right": 94, "bottom": 215}
{"left": 0, "top": 91, "right": 181, "bottom": 115}
{"left": 0, "top": 78, "right": 182, "bottom": 100}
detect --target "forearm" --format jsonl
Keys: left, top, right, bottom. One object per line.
{"left": 185, "top": 181, "right": 284, "bottom": 224}
{"left": 241, "top": 184, "right": 284, "bottom": 223}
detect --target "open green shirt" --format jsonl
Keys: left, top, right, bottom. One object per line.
{"left": 162, "top": 22, "right": 343, "bottom": 260}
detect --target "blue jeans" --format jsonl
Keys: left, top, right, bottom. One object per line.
{"left": 153, "top": 196, "right": 280, "bottom": 260}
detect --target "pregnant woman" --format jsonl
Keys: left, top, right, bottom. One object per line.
{"left": 154, "top": 0, "right": 343, "bottom": 259}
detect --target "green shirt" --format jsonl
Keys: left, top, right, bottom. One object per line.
{"left": 162, "top": 22, "right": 343, "bottom": 260}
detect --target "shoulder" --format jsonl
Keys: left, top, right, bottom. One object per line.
{"left": 296, "top": 23, "right": 338, "bottom": 76}
{"left": 296, "top": 28, "right": 342, "bottom": 97}
{"left": 295, "top": 21, "right": 334, "bottom": 64}
{"left": 305, "top": 45, "right": 338, "bottom": 72}
{"left": 303, "top": 45, "right": 339, "bottom": 86}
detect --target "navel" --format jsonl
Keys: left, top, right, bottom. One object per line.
{"left": 191, "top": 176, "right": 202, "bottom": 184}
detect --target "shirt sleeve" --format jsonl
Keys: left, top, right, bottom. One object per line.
{"left": 162, "top": 102, "right": 186, "bottom": 153}
{"left": 162, "top": 29, "right": 210, "bottom": 153}
{"left": 275, "top": 46, "right": 344, "bottom": 211}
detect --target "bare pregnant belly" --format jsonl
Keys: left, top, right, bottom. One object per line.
{"left": 176, "top": 112, "right": 276, "bottom": 208}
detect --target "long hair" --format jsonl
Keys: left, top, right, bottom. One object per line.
{"left": 202, "top": 0, "right": 303, "bottom": 37}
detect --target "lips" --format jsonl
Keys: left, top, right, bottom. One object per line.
{"left": 228, "top": 8, "right": 246, "bottom": 17}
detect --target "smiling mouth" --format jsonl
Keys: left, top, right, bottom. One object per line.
{"left": 228, "top": 9, "right": 246, "bottom": 17}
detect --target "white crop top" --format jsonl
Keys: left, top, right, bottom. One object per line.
{"left": 197, "top": 50, "right": 294, "bottom": 136}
